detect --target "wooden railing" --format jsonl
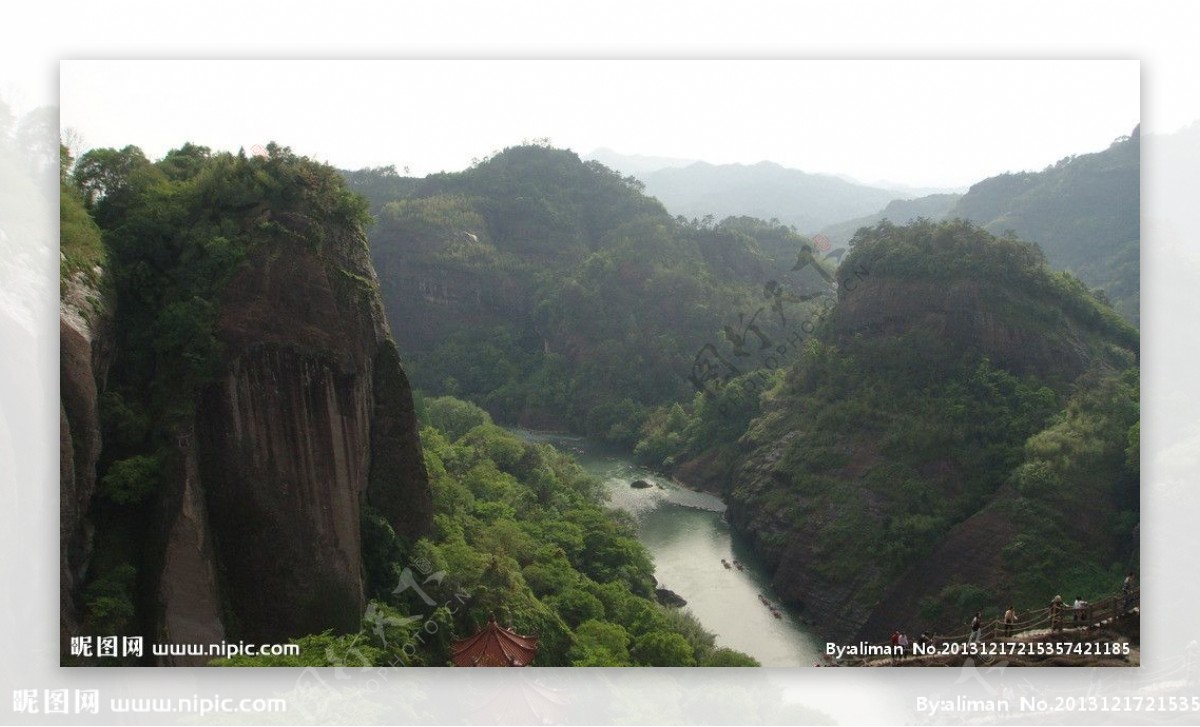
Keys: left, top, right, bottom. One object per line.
{"left": 837, "top": 588, "right": 1139, "bottom": 665}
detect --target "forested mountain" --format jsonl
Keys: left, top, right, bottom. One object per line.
{"left": 950, "top": 128, "right": 1140, "bottom": 323}
{"left": 636, "top": 219, "right": 1138, "bottom": 640}
{"left": 816, "top": 130, "right": 1139, "bottom": 323}
{"left": 635, "top": 160, "right": 906, "bottom": 232}
{"left": 341, "top": 164, "right": 420, "bottom": 215}
{"left": 358, "top": 144, "right": 1137, "bottom": 646}
{"left": 362, "top": 144, "right": 830, "bottom": 444}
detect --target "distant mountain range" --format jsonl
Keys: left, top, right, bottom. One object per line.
{"left": 635, "top": 161, "right": 906, "bottom": 232}
{"left": 950, "top": 127, "right": 1140, "bottom": 323}
{"left": 633, "top": 129, "right": 1141, "bottom": 325}
{"left": 586, "top": 147, "right": 698, "bottom": 176}
{"left": 585, "top": 149, "right": 970, "bottom": 234}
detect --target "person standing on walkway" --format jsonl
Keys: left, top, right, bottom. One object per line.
{"left": 969, "top": 612, "right": 983, "bottom": 643}
{"left": 1003, "top": 606, "right": 1017, "bottom": 638}
{"left": 1051, "top": 595, "right": 1064, "bottom": 631}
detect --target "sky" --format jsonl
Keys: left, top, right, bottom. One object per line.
{"left": 59, "top": 60, "right": 1140, "bottom": 189}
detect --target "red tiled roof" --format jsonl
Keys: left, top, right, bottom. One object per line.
{"left": 451, "top": 614, "right": 539, "bottom": 667}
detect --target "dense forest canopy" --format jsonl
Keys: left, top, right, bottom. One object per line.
{"left": 360, "top": 144, "right": 835, "bottom": 445}
{"left": 227, "top": 396, "right": 758, "bottom": 666}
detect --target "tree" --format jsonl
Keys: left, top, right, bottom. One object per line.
{"left": 547, "top": 587, "right": 605, "bottom": 626}
{"left": 632, "top": 631, "right": 695, "bottom": 666}
{"left": 424, "top": 396, "right": 493, "bottom": 440}
{"left": 703, "top": 647, "right": 761, "bottom": 666}
{"left": 73, "top": 145, "right": 155, "bottom": 211}
{"left": 100, "top": 454, "right": 162, "bottom": 505}
{"left": 158, "top": 143, "right": 212, "bottom": 181}
{"left": 569, "top": 620, "right": 631, "bottom": 666}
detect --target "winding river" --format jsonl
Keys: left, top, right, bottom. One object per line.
{"left": 511, "top": 428, "right": 823, "bottom": 667}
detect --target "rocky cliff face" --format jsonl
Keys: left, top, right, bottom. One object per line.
{"left": 829, "top": 277, "right": 1101, "bottom": 381}
{"left": 150, "top": 423, "right": 226, "bottom": 665}
{"left": 61, "top": 216, "right": 433, "bottom": 663}
{"left": 724, "top": 431, "right": 887, "bottom": 640}
{"left": 180, "top": 226, "right": 433, "bottom": 647}
{"left": 59, "top": 269, "right": 113, "bottom": 648}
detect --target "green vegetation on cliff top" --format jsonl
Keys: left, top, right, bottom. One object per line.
{"left": 949, "top": 129, "right": 1139, "bottom": 323}
{"left": 66, "top": 142, "right": 372, "bottom": 654}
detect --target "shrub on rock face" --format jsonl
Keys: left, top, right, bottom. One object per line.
{"left": 100, "top": 454, "right": 161, "bottom": 505}
{"left": 633, "top": 631, "right": 696, "bottom": 667}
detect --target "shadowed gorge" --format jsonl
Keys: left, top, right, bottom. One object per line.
{"left": 349, "top": 143, "right": 1138, "bottom": 658}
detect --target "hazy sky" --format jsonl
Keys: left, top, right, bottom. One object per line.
{"left": 61, "top": 60, "right": 1139, "bottom": 189}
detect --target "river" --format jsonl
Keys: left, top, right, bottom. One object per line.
{"left": 511, "top": 428, "right": 824, "bottom": 667}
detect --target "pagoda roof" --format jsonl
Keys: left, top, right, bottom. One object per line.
{"left": 450, "top": 614, "right": 539, "bottom": 667}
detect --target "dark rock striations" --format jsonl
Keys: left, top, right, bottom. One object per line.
{"left": 60, "top": 151, "right": 433, "bottom": 663}
{"left": 59, "top": 269, "right": 114, "bottom": 649}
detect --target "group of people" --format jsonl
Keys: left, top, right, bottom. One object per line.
{"left": 1048, "top": 572, "right": 1138, "bottom": 630}
{"left": 963, "top": 607, "right": 1017, "bottom": 642}
{"left": 998, "top": 572, "right": 1139, "bottom": 636}
{"left": 875, "top": 573, "right": 1138, "bottom": 660}
{"left": 952, "top": 572, "right": 1140, "bottom": 645}
{"left": 1048, "top": 595, "right": 1090, "bottom": 629}
{"left": 888, "top": 629, "right": 933, "bottom": 661}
